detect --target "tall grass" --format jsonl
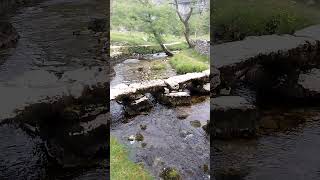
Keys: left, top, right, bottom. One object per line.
{"left": 170, "top": 49, "right": 209, "bottom": 74}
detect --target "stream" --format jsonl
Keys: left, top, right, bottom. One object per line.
{"left": 213, "top": 106, "right": 320, "bottom": 180}
{"left": 110, "top": 56, "right": 210, "bottom": 179}
{"left": 0, "top": 0, "right": 107, "bottom": 179}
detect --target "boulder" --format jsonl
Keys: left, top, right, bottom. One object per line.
{"left": 158, "top": 91, "right": 191, "bottom": 106}
{"left": 297, "top": 68, "right": 320, "bottom": 98}
{"left": 123, "top": 96, "right": 153, "bottom": 116}
{"left": 211, "top": 96, "right": 258, "bottom": 138}
{"left": 191, "top": 39, "right": 210, "bottom": 56}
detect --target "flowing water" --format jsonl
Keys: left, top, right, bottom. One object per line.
{"left": 111, "top": 57, "right": 210, "bottom": 179}
{"left": 0, "top": 0, "right": 107, "bottom": 179}
{"left": 213, "top": 106, "right": 320, "bottom": 180}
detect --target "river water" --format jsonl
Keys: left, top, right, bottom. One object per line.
{"left": 213, "top": 106, "right": 320, "bottom": 180}
{"left": 110, "top": 57, "right": 210, "bottom": 179}
{"left": 0, "top": 0, "right": 108, "bottom": 179}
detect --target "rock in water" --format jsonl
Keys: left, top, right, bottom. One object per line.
{"left": 211, "top": 96, "right": 258, "bottom": 138}
{"left": 297, "top": 68, "right": 320, "bottom": 98}
{"left": 124, "top": 96, "right": 153, "bottom": 116}
{"left": 158, "top": 91, "right": 191, "bottom": 106}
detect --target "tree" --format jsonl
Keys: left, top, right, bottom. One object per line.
{"left": 133, "top": 0, "right": 178, "bottom": 56}
{"left": 173, "top": 0, "right": 194, "bottom": 48}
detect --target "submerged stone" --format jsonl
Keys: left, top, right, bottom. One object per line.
{"left": 176, "top": 110, "right": 189, "bottom": 120}
{"left": 135, "top": 133, "right": 144, "bottom": 142}
{"left": 190, "top": 120, "right": 201, "bottom": 128}
{"left": 211, "top": 96, "right": 258, "bottom": 138}
{"left": 141, "top": 142, "right": 147, "bottom": 148}
{"left": 140, "top": 124, "right": 147, "bottom": 130}
{"left": 160, "top": 167, "right": 181, "bottom": 180}
{"left": 124, "top": 96, "right": 153, "bottom": 116}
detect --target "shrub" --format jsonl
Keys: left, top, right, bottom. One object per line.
{"left": 170, "top": 49, "right": 208, "bottom": 74}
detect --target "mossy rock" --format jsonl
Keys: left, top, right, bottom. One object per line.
{"left": 135, "top": 133, "right": 144, "bottom": 141}
{"left": 160, "top": 167, "right": 181, "bottom": 180}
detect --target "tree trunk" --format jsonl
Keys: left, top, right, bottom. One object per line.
{"left": 183, "top": 21, "right": 193, "bottom": 48}
{"left": 160, "top": 43, "right": 174, "bottom": 56}
{"left": 153, "top": 30, "right": 173, "bottom": 56}
{"left": 173, "top": 0, "right": 194, "bottom": 48}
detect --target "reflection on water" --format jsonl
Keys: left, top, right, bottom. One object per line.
{"left": 213, "top": 107, "right": 320, "bottom": 180}
{"left": 0, "top": 0, "right": 107, "bottom": 179}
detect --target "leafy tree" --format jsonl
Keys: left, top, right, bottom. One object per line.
{"left": 133, "top": 0, "right": 182, "bottom": 56}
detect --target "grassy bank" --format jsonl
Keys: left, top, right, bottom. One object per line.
{"left": 170, "top": 49, "right": 209, "bottom": 74}
{"left": 111, "top": 31, "right": 184, "bottom": 46}
{"left": 111, "top": 31, "right": 209, "bottom": 45}
{"left": 213, "top": 0, "right": 320, "bottom": 42}
{"left": 110, "top": 136, "right": 153, "bottom": 180}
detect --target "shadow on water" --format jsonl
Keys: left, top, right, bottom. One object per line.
{"left": 111, "top": 56, "right": 210, "bottom": 179}
{"left": 212, "top": 106, "right": 320, "bottom": 180}
{"left": 0, "top": 0, "right": 108, "bottom": 179}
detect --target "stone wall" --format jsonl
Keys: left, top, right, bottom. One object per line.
{"left": 192, "top": 39, "right": 209, "bottom": 57}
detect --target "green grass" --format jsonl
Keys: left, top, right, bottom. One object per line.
{"left": 111, "top": 31, "right": 184, "bottom": 46}
{"left": 111, "top": 31, "right": 153, "bottom": 45}
{"left": 110, "top": 136, "right": 153, "bottom": 180}
{"left": 170, "top": 49, "right": 209, "bottom": 74}
{"left": 213, "top": 0, "right": 320, "bottom": 42}
{"left": 124, "top": 42, "right": 188, "bottom": 55}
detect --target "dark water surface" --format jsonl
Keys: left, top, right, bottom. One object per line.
{"left": 0, "top": 0, "right": 107, "bottom": 179}
{"left": 213, "top": 107, "right": 320, "bottom": 180}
